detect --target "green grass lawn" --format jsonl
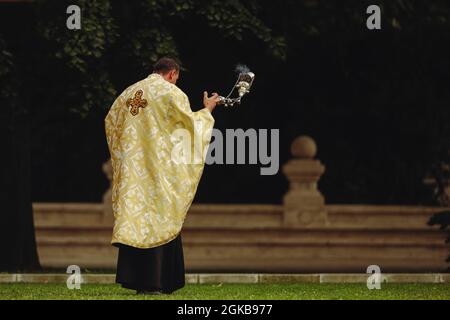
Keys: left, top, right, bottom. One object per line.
{"left": 0, "top": 283, "right": 449, "bottom": 300}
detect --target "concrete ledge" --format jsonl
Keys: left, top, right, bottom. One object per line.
{"left": 320, "top": 274, "right": 368, "bottom": 283}
{"left": 1, "top": 273, "right": 449, "bottom": 284}
{"left": 81, "top": 274, "right": 116, "bottom": 284}
{"left": 199, "top": 274, "right": 259, "bottom": 284}
{"left": 185, "top": 274, "right": 199, "bottom": 284}
{"left": 383, "top": 274, "right": 443, "bottom": 284}
{"left": 17, "top": 274, "right": 68, "bottom": 284}
{"left": 440, "top": 274, "right": 450, "bottom": 283}
{"left": 260, "top": 274, "right": 320, "bottom": 283}
{"left": 319, "top": 273, "right": 449, "bottom": 283}
{"left": 0, "top": 274, "right": 17, "bottom": 283}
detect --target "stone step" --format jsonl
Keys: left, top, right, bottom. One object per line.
{"left": 35, "top": 229, "right": 447, "bottom": 246}
{"left": 327, "top": 205, "right": 442, "bottom": 229}
{"left": 33, "top": 203, "right": 445, "bottom": 230}
{"left": 35, "top": 241, "right": 449, "bottom": 271}
{"left": 33, "top": 203, "right": 108, "bottom": 228}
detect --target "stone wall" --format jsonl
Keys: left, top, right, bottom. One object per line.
{"left": 33, "top": 202, "right": 449, "bottom": 272}
{"left": 32, "top": 136, "right": 450, "bottom": 272}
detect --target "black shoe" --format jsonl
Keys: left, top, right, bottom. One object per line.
{"left": 136, "top": 290, "right": 163, "bottom": 295}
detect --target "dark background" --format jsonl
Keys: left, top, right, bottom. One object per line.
{"left": 1, "top": 0, "right": 449, "bottom": 206}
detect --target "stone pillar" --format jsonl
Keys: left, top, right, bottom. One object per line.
{"left": 102, "top": 159, "right": 114, "bottom": 223}
{"left": 282, "top": 135, "right": 328, "bottom": 227}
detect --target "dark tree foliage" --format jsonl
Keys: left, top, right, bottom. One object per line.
{"left": 0, "top": 1, "right": 448, "bottom": 204}
{"left": 0, "top": 35, "right": 40, "bottom": 271}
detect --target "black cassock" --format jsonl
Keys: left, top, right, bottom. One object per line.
{"left": 115, "top": 234, "right": 185, "bottom": 294}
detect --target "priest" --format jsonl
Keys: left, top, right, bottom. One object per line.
{"left": 104, "top": 57, "right": 219, "bottom": 295}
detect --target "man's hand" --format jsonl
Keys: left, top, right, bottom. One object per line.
{"left": 203, "top": 91, "right": 220, "bottom": 113}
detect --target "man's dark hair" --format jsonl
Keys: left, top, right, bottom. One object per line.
{"left": 153, "top": 57, "right": 180, "bottom": 74}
